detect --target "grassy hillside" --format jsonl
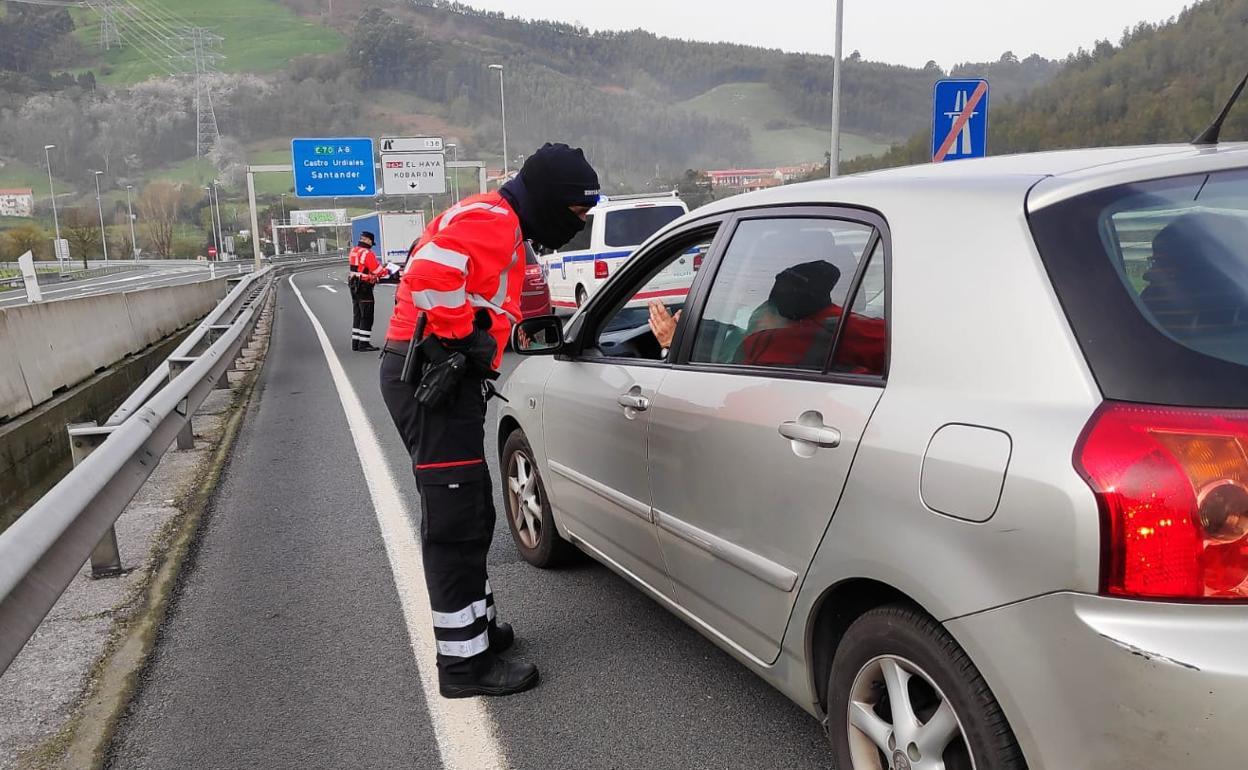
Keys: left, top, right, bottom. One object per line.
{"left": 0, "top": 159, "right": 74, "bottom": 198}
{"left": 72, "top": 0, "right": 343, "bottom": 86}
{"left": 682, "top": 83, "right": 890, "bottom": 166}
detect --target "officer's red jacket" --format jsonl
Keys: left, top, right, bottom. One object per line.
{"left": 386, "top": 192, "right": 525, "bottom": 369}
{"left": 348, "top": 245, "right": 384, "bottom": 283}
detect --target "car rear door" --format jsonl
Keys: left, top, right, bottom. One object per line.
{"left": 646, "top": 209, "right": 889, "bottom": 664}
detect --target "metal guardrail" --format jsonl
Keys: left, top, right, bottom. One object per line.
{"left": 0, "top": 268, "right": 277, "bottom": 676}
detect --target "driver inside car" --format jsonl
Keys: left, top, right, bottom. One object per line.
{"left": 648, "top": 260, "right": 885, "bottom": 373}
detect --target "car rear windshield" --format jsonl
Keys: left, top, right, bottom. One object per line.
{"left": 604, "top": 205, "right": 684, "bottom": 248}
{"left": 1030, "top": 168, "right": 1248, "bottom": 408}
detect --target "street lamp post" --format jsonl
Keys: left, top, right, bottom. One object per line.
{"left": 488, "top": 64, "right": 509, "bottom": 176}
{"left": 447, "top": 142, "right": 460, "bottom": 203}
{"left": 280, "top": 193, "right": 288, "bottom": 254}
{"left": 211, "top": 182, "right": 225, "bottom": 257}
{"left": 204, "top": 186, "right": 220, "bottom": 260}
{"left": 125, "top": 185, "right": 138, "bottom": 259}
{"left": 92, "top": 171, "right": 109, "bottom": 263}
{"left": 829, "top": 0, "right": 845, "bottom": 178}
{"left": 43, "top": 144, "right": 62, "bottom": 255}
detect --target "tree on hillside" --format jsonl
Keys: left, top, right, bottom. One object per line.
{"left": 137, "top": 182, "right": 195, "bottom": 258}
{"left": 62, "top": 208, "right": 101, "bottom": 269}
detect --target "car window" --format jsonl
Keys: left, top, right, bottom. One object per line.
{"left": 562, "top": 213, "right": 594, "bottom": 253}
{"left": 832, "top": 240, "right": 887, "bottom": 376}
{"left": 592, "top": 230, "right": 716, "bottom": 360}
{"left": 524, "top": 241, "right": 539, "bottom": 265}
{"left": 690, "top": 217, "right": 874, "bottom": 371}
{"left": 1105, "top": 176, "right": 1248, "bottom": 365}
{"left": 603, "top": 206, "right": 685, "bottom": 248}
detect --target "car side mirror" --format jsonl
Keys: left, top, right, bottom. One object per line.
{"left": 512, "top": 315, "right": 564, "bottom": 355}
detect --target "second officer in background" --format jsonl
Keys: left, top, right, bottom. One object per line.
{"left": 348, "top": 230, "right": 385, "bottom": 352}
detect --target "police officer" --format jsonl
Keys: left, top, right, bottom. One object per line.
{"left": 348, "top": 231, "right": 384, "bottom": 352}
{"left": 379, "top": 144, "right": 599, "bottom": 697}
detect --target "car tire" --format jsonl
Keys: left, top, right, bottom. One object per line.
{"left": 575, "top": 285, "right": 588, "bottom": 308}
{"left": 501, "top": 429, "right": 576, "bottom": 568}
{"left": 827, "top": 604, "right": 1026, "bottom": 770}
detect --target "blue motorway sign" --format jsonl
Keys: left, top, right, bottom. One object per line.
{"left": 932, "top": 79, "right": 989, "bottom": 162}
{"left": 291, "top": 138, "right": 377, "bottom": 198}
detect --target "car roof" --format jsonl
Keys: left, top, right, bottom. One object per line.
{"left": 689, "top": 143, "right": 1248, "bottom": 218}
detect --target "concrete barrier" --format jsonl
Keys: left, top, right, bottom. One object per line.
{"left": 0, "top": 278, "right": 228, "bottom": 422}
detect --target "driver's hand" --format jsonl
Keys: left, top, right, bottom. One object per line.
{"left": 517, "top": 327, "right": 532, "bottom": 350}
{"left": 647, "top": 300, "right": 681, "bottom": 349}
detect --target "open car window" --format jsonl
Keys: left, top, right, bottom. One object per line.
{"left": 589, "top": 229, "right": 716, "bottom": 361}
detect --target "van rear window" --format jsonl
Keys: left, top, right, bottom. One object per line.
{"left": 604, "top": 206, "right": 684, "bottom": 248}
{"left": 1030, "top": 168, "right": 1248, "bottom": 408}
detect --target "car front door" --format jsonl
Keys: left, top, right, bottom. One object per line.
{"left": 542, "top": 221, "right": 723, "bottom": 599}
{"left": 647, "top": 210, "right": 889, "bottom": 664}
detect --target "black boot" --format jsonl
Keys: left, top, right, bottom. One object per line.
{"left": 351, "top": 339, "right": 360, "bottom": 351}
{"left": 439, "top": 656, "right": 539, "bottom": 699}
{"left": 358, "top": 341, "right": 380, "bottom": 352}
{"left": 489, "top": 621, "right": 514, "bottom": 653}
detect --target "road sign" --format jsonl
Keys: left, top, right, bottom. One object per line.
{"left": 53, "top": 238, "right": 70, "bottom": 262}
{"left": 382, "top": 152, "right": 447, "bottom": 196}
{"left": 291, "top": 138, "right": 377, "bottom": 198}
{"left": 932, "top": 79, "right": 989, "bottom": 162}
{"left": 208, "top": 246, "right": 218, "bottom": 258}
{"left": 291, "top": 209, "right": 348, "bottom": 226}
{"left": 381, "top": 136, "right": 444, "bottom": 153}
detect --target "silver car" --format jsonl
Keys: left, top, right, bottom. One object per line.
{"left": 498, "top": 145, "right": 1248, "bottom": 770}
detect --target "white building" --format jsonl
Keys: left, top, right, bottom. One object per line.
{"left": 0, "top": 188, "right": 34, "bottom": 218}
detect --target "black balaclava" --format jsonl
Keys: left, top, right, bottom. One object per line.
{"left": 359, "top": 231, "right": 375, "bottom": 248}
{"left": 768, "top": 260, "right": 842, "bottom": 320}
{"left": 500, "top": 143, "right": 600, "bottom": 250}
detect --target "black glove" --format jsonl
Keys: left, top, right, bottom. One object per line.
{"left": 440, "top": 328, "right": 498, "bottom": 379}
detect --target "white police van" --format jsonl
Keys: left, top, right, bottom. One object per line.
{"left": 543, "top": 191, "right": 689, "bottom": 311}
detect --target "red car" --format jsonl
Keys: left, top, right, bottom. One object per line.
{"left": 519, "top": 241, "right": 552, "bottom": 319}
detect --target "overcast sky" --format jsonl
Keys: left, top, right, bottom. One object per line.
{"left": 462, "top": 0, "right": 1195, "bottom": 68}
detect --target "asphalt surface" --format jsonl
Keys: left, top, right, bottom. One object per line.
{"left": 107, "top": 267, "right": 832, "bottom": 769}
{"left": 0, "top": 263, "right": 250, "bottom": 309}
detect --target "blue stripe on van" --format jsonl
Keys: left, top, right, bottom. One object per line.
{"left": 557, "top": 250, "right": 633, "bottom": 263}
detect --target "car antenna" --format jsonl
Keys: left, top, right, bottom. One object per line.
{"left": 1192, "top": 70, "right": 1248, "bottom": 145}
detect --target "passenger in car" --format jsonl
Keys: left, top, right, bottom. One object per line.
{"left": 1142, "top": 212, "right": 1248, "bottom": 336}
{"left": 647, "top": 260, "right": 886, "bottom": 373}
{"left": 739, "top": 261, "right": 886, "bottom": 373}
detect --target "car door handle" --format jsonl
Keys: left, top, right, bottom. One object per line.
{"left": 617, "top": 394, "right": 651, "bottom": 411}
{"left": 778, "top": 420, "right": 841, "bottom": 448}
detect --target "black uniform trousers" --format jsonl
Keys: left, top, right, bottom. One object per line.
{"left": 349, "top": 276, "right": 376, "bottom": 345}
{"left": 379, "top": 349, "right": 500, "bottom": 676}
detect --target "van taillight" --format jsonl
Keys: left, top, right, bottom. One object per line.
{"left": 594, "top": 260, "right": 609, "bottom": 279}
{"left": 1076, "top": 402, "right": 1248, "bottom": 600}
{"left": 693, "top": 253, "right": 704, "bottom": 272}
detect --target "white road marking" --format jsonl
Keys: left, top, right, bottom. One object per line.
{"left": 288, "top": 274, "right": 506, "bottom": 770}
{"left": 317, "top": 284, "right": 339, "bottom": 293}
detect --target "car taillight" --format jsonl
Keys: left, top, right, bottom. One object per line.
{"left": 594, "top": 260, "right": 609, "bottom": 279}
{"left": 1076, "top": 402, "right": 1248, "bottom": 600}
{"left": 525, "top": 264, "right": 542, "bottom": 283}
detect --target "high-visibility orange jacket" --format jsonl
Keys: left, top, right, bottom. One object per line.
{"left": 386, "top": 192, "right": 525, "bottom": 369}
{"left": 348, "top": 245, "right": 385, "bottom": 283}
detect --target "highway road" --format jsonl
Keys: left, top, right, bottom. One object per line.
{"left": 105, "top": 267, "right": 833, "bottom": 770}
{"left": 0, "top": 263, "right": 251, "bottom": 310}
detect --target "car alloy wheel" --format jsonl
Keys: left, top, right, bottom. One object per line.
{"left": 507, "top": 450, "right": 543, "bottom": 550}
{"left": 576, "top": 285, "right": 588, "bottom": 307}
{"left": 846, "top": 654, "right": 974, "bottom": 770}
